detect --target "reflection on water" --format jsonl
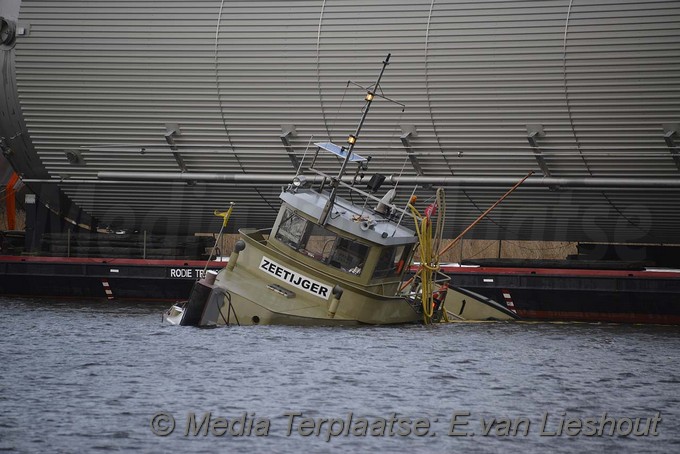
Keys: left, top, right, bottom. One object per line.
{"left": 1, "top": 297, "right": 679, "bottom": 453}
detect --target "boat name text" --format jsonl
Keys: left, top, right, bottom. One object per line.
{"left": 259, "top": 257, "right": 331, "bottom": 299}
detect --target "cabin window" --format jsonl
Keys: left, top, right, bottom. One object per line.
{"left": 372, "top": 244, "right": 411, "bottom": 278}
{"left": 329, "top": 237, "right": 369, "bottom": 275}
{"left": 300, "top": 223, "right": 337, "bottom": 262}
{"left": 274, "top": 209, "right": 308, "bottom": 249}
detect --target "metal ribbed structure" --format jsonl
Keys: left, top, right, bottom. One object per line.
{"left": 4, "top": 0, "right": 680, "bottom": 241}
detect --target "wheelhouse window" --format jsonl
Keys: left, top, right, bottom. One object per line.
{"left": 300, "top": 223, "right": 337, "bottom": 263}
{"left": 372, "top": 244, "right": 411, "bottom": 279}
{"left": 274, "top": 208, "right": 369, "bottom": 276}
{"left": 274, "top": 209, "right": 308, "bottom": 249}
{"left": 329, "top": 237, "right": 369, "bottom": 275}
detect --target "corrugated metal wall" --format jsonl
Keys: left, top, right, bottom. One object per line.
{"left": 10, "top": 0, "right": 680, "bottom": 241}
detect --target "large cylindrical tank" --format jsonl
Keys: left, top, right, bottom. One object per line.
{"left": 1, "top": 1, "right": 679, "bottom": 242}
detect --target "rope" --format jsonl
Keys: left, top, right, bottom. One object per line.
{"left": 406, "top": 188, "right": 448, "bottom": 324}
{"left": 400, "top": 172, "right": 532, "bottom": 310}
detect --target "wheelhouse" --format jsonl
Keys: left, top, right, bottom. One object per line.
{"left": 268, "top": 188, "right": 418, "bottom": 294}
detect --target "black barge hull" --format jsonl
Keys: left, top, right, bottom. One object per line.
{"left": 0, "top": 256, "right": 224, "bottom": 301}
{"left": 443, "top": 265, "right": 680, "bottom": 325}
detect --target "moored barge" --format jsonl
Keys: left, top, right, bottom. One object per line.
{"left": 0, "top": 255, "right": 224, "bottom": 301}
{"left": 442, "top": 260, "right": 680, "bottom": 325}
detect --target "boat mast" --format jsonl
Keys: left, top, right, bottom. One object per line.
{"left": 318, "top": 53, "right": 391, "bottom": 225}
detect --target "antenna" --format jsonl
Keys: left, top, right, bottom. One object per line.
{"left": 318, "top": 53, "right": 391, "bottom": 225}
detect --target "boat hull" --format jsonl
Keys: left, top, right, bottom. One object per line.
{"left": 201, "top": 231, "right": 422, "bottom": 326}
{"left": 218, "top": 291, "right": 361, "bottom": 326}
{"left": 212, "top": 270, "right": 422, "bottom": 327}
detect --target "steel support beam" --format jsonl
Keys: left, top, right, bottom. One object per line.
{"left": 93, "top": 171, "right": 680, "bottom": 189}
{"left": 526, "top": 124, "right": 551, "bottom": 178}
{"left": 663, "top": 123, "right": 680, "bottom": 172}
{"left": 164, "top": 123, "right": 186, "bottom": 172}
{"left": 400, "top": 124, "right": 424, "bottom": 176}
{"left": 279, "top": 124, "right": 300, "bottom": 170}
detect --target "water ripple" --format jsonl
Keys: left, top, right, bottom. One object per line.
{"left": 1, "top": 297, "right": 678, "bottom": 453}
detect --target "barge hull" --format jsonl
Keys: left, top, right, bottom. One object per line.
{"left": 0, "top": 256, "right": 224, "bottom": 301}
{"left": 445, "top": 266, "right": 680, "bottom": 325}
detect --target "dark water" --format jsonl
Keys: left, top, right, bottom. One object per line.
{"left": 1, "top": 298, "right": 679, "bottom": 453}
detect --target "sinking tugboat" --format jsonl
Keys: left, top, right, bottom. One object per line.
{"left": 166, "top": 184, "right": 428, "bottom": 326}
{"left": 163, "top": 54, "right": 516, "bottom": 326}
